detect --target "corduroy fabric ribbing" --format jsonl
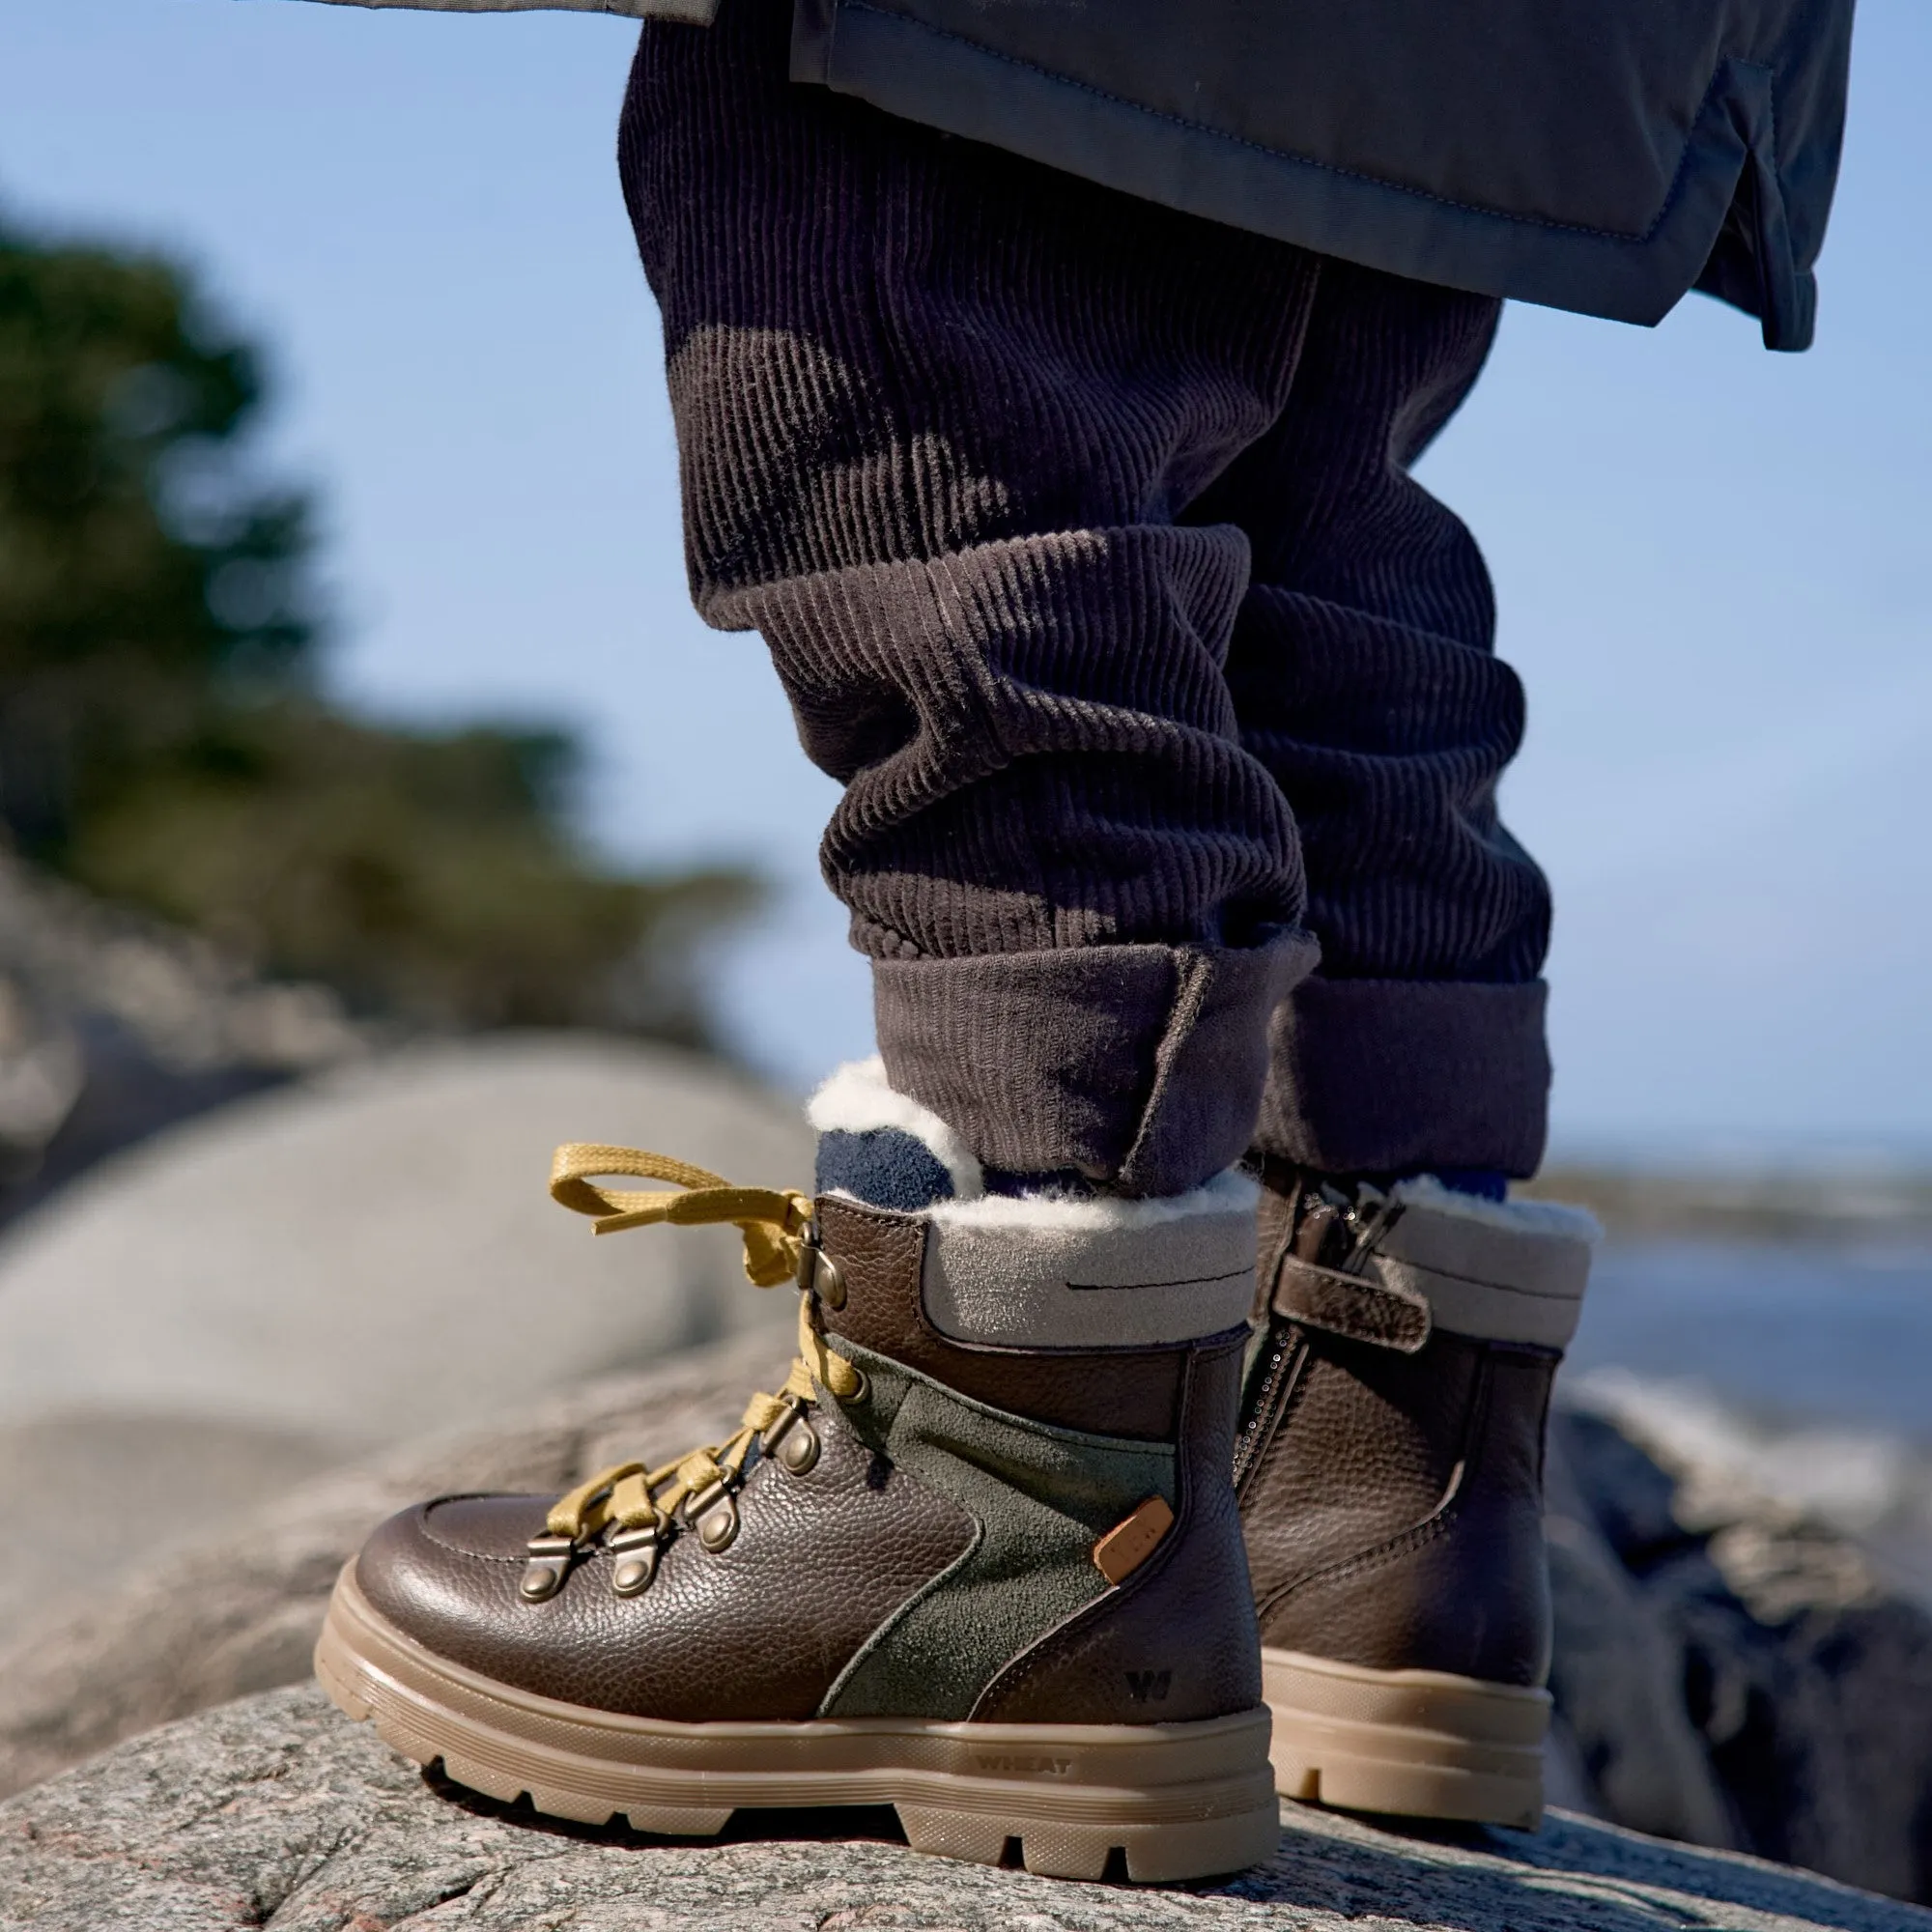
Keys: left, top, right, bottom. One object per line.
{"left": 617, "top": 0, "right": 1553, "bottom": 1187}
{"left": 873, "top": 935, "right": 1317, "bottom": 1192}
{"left": 1197, "top": 262, "right": 1550, "bottom": 990}
{"left": 1191, "top": 260, "right": 1555, "bottom": 1176}
{"left": 1259, "top": 978, "right": 1552, "bottom": 1179}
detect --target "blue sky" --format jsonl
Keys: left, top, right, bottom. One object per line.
{"left": 4, "top": 0, "right": 1927, "bottom": 1157}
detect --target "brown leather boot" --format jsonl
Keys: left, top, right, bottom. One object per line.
{"left": 1234, "top": 1168, "right": 1597, "bottom": 1829}
{"left": 316, "top": 1133, "right": 1280, "bottom": 1882}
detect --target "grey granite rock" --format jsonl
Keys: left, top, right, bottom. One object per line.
{"left": 0, "top": 1034, "right": 812, "bottom": 1630}
{"left": 0, "top": 1034, "right": 809, "bottom": 1454}
{"left": 4, "top": 1681, "right": 1927, "bottom": 1932}
{"left": 0, "top": 1412, "right": 343, "bottom": 1636}
{"left": 0, "top": 1328, "right": 785, "bottom": 1803}
{"left": 1548, "top": 1397, "right": 1932, "bottom": 1902}
{"left": 1543, "top": 1429, "right": 1742, "bottom": 1850}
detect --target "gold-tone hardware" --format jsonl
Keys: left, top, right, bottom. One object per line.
{"left": 520, "top": 1533, "right": 576, "bottom": 1603}
{"left": 776, "top": 1416, "right": 820, "bottom": 1475}
{"left": 608, "top": 1526, "right": 660, "bottom": 1598}
{"left": 816, "top": 1251, "right": 846, "bottom": 1310}
{"left": 537, "top": 1148, "right": 863, "bottom": 1546}
{"left": 682, "top": 1478, "right": 729, "bottom": 1522}
{"left": 696, "top": 1492, "right": 740, "bottom": 1553}
{"left": 758, "top": 1396, "right": 807, "bottom": 1456}
{"left": 797, "top": 1240, "right": 846, "bottom": 1310}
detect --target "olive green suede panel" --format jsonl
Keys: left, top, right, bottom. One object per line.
{"left": 817, "top": 1344, "right": 1177, "bottom": 1719}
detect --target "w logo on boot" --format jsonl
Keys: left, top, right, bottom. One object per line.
{"left": 1124, "top": 1669, "right": 1172, "bottom": 1704}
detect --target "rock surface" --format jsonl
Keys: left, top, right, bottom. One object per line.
{"left": 0, "top": 1035, "right": 810, "bottom": 1623}
{"left": 5, "top": 1682, "right": 1927, "bottom": 1932}
{"left": 0, "top": 1327, "right": 783, "bottom": 1804}
{"left": 1547, "top": 1392, "right": 1932, "bottom": 1903}
{"left": 0, "top": 1034, "right": 810, "bottom": 1444}
{"left": 2, "top": 1321, "right": 1929, "bottom": 1910}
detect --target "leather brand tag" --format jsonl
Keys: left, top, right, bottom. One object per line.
{"left": 1092, "top": 1495, "right": 1176, "bottom": 1584}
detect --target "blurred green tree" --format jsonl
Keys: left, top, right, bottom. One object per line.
{"left": 0, "top": 218, "right": 756, "bottom": 1043}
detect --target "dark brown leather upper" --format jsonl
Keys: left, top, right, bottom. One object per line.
{"left": 356, "top": 1399, "right": 974, "bottom": 1721}
{"left": 1236, "top": 1174, "right": 1557, "bottom": 1689}
{"left": 971, "top": 1335, "right": 1262, "bottom": 1724}
{"left": 354, "top": 1193, "right": 1264, "bottom": 1730}
{"left": 817, "top": 1196, "right": 1187, "bottom": 1439}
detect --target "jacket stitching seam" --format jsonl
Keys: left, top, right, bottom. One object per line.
{"left": 1753, "top": 68, "right": 1785, "bottom": 322}
{"left": 838, "top": 3, "right": 1763, "bottom": 248}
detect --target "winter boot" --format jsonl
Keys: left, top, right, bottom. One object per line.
{"left": 315, "top": 1066, "right": 1281, "bottom": 1882}
{"left": 1233, "top": 1166, "right": 1598, "bottom": 1829}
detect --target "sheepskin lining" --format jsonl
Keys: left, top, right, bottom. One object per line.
{"left": 808, "top": 1056, "right": 984, "bottom": 1199}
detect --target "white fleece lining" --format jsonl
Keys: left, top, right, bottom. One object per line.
{"left": 920, "top": 1169, "right": 1259, "bottom": 1350}
{"left": 1391, "top": 1175, "right": 1603, "bottom": 1244}
{"left": 926, "top": 1165, "right": 1259, "bottom": 1234}
{"left": 807, "top": 1056, "right": 984, "bottom": 1200}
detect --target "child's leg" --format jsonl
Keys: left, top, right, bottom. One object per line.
{"left": 1197, "top": 258, "right": 1550, "bottom": 1183}
{"left": 619, "top": 0, "right": 1323, "bottom": 1197}
{"left": 1191, "top": 263, "right": 1583, "bottom": 1830}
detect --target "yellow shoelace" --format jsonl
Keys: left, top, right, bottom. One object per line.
{"left": 535, "top": 1146, "right": 862, "bottom": 1563}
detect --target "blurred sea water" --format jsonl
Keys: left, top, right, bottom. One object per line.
{"left": 1570, "top": 1240, "right": 1932, "bottom": 1442}
{"left": 1562, "top": 1238, "right": 1932, "bottom": 1605}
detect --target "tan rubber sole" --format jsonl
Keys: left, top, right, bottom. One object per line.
{"left": 316, "top": 1562, "right": 1281, "bottom": 1883}
{"left": 1263, "top": 1646, "right": 1549, "bottom": 1830}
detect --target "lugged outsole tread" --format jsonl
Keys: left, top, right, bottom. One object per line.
{"left": 335, "top": 1692, "right": 1275, "bottom": 1876}
{"left": 1262, "top": 1645, "right": 1547, "bottom": 1830}
{"left": 316, "top": 1564, "right": 1280, "bottom": 1883}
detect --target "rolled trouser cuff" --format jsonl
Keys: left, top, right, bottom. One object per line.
{"left": 1255, "top": 975, "right": 1550, "bottom": 1179}
{"left": 874, "top": 934, "right": 1318, "bottom": 1197}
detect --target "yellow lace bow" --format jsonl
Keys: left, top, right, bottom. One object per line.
{"left": 526, "top": 1147, "right": 861, "bottom": 1589}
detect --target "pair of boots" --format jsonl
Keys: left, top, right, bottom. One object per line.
{"left": 316, "top": 1064, "right": 1596, "bottom": 1883}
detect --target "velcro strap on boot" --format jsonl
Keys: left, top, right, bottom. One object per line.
{"left": 1268, "top": 1255, "right": 1432, "bottom": 1353}
{"left": 1268, "top": 1180, "right": 1598, "bottom": 1352}
{"left": 1376, "top": 1183, "right": 1596, "bottom": 1350}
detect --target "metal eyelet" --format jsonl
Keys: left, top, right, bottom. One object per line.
{"left": 683, "top": 1477, "right": 727, "bottom": 1520}
{"left": 776, "top": 1415, "right": 820, "bottom": 1475}
{"left": 696, "top": 1492, "right": 739, "bottom": 1553}
{"left": 607, "top": 1526, "right": 660, "bottom": 1598}
{"left": 796, "top": 1236, "right": 846, "bottom": 1310}
{"left": 520, "top": 1533, "right": 575, "bottom": 1603}
{"left": 759, "top": 1396, "right": 820, "bottom": 1476}
{"left": 682, "top": 1479, "right": 741, "bottom": 1553}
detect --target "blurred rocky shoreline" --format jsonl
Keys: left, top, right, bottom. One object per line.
{"left": 1526, "top": 1164, "right": 1932, "bottom": 1245}
{"left": 1546, "top": 1383, "right": 1932, "bottom": 1898}
{"left": 0, "top": 850, "right": 371, "bottom": 1229}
